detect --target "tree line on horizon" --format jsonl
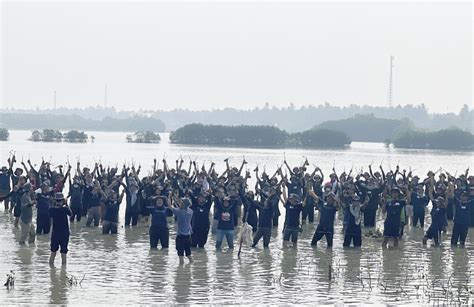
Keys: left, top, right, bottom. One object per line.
{"left": 1, "top": 103, "right": 472, "bottom": 133}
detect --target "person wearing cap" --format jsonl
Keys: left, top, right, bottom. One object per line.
{"left": 49, "top": 192, "right": 72, "bottom": 266}
{"left": 215, "top": 195, "right": 237, "bottom": 250}
{"left": 170, "top": 195, "right": 194, "bottom": 264}
{"left": 451, "top": 191, "right": 473, "bottom": 247}
{"left": 382, "top": 188, "right": 406, "bottom": 248}
{"left": 36, "top": 182, "right": 54, "bottom": 235}
{"left": 423, "top": 196, "right": 447, "bottom": 246}
{"left": 190, "top": 191, "right": 213, "bottom": 248}
{"left": 147, "top": 196, "right": 173, "bottom": 249}
{"left": 342, "top": 194, "right": 368, "bottom": 247}
{"left": 282, "top": 191, "right": 305, "bottom": 248}
{"left": 19, "top": 182, "right": 37, "bottom": 245}
{"left": 311, "top": 191, "right": 339, "bottom": 248}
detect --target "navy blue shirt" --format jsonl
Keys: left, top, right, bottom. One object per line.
{"left": 411, "top": 193, "right": 429, "bottom": 212}
{"left": 37, "top": 193, "right": 52, "bottom": 217}
{"left": 385, "top": 199, "right": 405, "bottom": 226}
{"left": 89, "top": 193, "right": 101, "bottom": 208}
{"left": 69, "top": 183, "right": 83, "bottom": 206}
{"left": 190, "top": 200, "right": 212, "bottom": 229}
{"left": 0, "top": 172, "right": 11, "bottom": 190}
{"left": 216, "top": 203, "right": 236, "bottom": 230}
{"left": 454, "top": 199, "right": 472, "bottom": 226}
{"left": 149, "top": 206, "right": 172, "bottom": 227}
{"left": 49, "top": 206, "right": 72, "bottom": 236}
{"left": 318, "top": 203, "right": 338, "bottom": 228}
{"left": 431, "top": 206, "right": 446, "bottom": 229}
{"left": 284, "top": 201, "right": 302, "bottom": 228}
{"left": 103, "top": 199, "right": 120, "bottom": 222}
{"left": 253, "top": 200, "right": 274, "bottom": 228}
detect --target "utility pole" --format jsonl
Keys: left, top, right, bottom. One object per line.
{"left": 104, "top": 84, "right": 108, "bottom": 108}
{"left": 388, "top": 55, "right": 394, "bottom": 108}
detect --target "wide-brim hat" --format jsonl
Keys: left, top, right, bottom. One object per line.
{"left": 54, "top": 192, "right": 64, "bottom": 201}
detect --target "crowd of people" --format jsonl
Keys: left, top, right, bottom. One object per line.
{"left": 0, "top": 154, "right": 473, "bottom": 267}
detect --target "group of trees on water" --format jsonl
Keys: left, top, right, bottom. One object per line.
{"left": 314, "top": 114, "right": 414, "bottom": 142}
{"left": 0, "top": 113, "right": 165, "bottom": 133}
{"left": 390, "top": 128, "right": 474, "bottom": 150}
{"left": 170, "top": 124, "right": 351, "bottom": 148}
{"left": 0, "top": 128, "right": 9, "bottom": 141}
{"left": 30, "top": 129, "right": 89, "bottom": 143}
{"left": 126, "top": 131, "right": 161, "bottom": 144}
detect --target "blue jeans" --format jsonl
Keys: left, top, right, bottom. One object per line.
{"left": 216, "top": 229, "right": 234, "bottom": 249}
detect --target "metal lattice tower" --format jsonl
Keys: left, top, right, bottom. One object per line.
{"left": 388, "top": 55, "right": 394, "bottom": 108}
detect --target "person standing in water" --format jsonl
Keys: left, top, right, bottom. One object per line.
{"left": 382, "top": 188, "right": 406, "bottom": 248}
{"left": 49, "top": 192, "right": 72, "bottom": 266}
{"left": 170, "top": 195, "right": 194, "bottom": 265}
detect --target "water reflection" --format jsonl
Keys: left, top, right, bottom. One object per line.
{"left": 49, "top": 268, "right": 68, "bottom": 305}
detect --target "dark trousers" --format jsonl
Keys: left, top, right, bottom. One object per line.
{"left": 451, "top": 223, "right": 468, "bottom": 246}
{"left": 446, "top": 200, "right": 454, "bottom": 221}
{"left": 149, "top": 225, "right": 169, "bottom": 248}
{"left": 70, "top": 205, "right": 82, "bottom": 222}
{"left": 252, "top": 227, "right": 271, "bottom": 248}
{"left": 343, "top": 225, "right": 362, "bottom": 247}
{"left": 311, "top": 225, "right": 334, "bottom": 247}
{"left": 302, "top": 204, "right": 314, "bottom": 223}
{"left": 273, "top": 211, "right": 280, "bottom": 227}
{"left": 176, "top": 235, "right": 191, "bottom": 256}
{"left": 363, "top": 209, "right": 376, "bottom": 227}
{"left": 36, "top": 215, "right": 50, "bottom": 234}
{"left": 102, "top": 221, "right": 118, "bottom": 234}
{"left": 125, "top": 210, "right": 139, "bottom": 226}
{"left": 191, "top": 227, "right": 209, "bottom": 248}
{"left": 413, "top": 210, "right": 425, "bottom": 227}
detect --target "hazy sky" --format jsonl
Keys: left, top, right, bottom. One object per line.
{"left": 1, "top": 1, "right": 472, "bottom": 113}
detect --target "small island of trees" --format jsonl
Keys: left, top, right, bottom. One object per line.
{"left": 30, "top": 129, "right": 89, "bottom": 143}
{"left": 126, "top": 131, "right": 161, "bottom": 144}
{"left": 170, "top": 124, "right": 351, "bottom": 148}
{"left": 390, "top": 128, "right": 474, "bottom": 150}
{"left": 0, "top": 128, "right": 9, "bottom": 141}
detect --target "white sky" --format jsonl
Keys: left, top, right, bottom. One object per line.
{"left": 1, "top": 1, "right": 472, "bottom": 113}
